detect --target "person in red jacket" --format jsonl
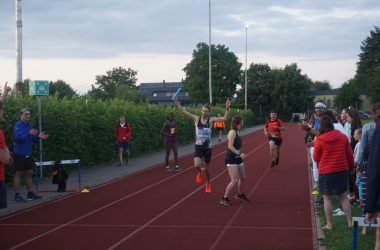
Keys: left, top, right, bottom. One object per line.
{"left": 115, "top": 115, "right": 132, "bottom": 166}
{"left": 313, "top": 115, "right": 354, "bottom": 230}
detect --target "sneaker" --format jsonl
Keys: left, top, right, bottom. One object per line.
{"left": 270, "top": 161, "right": 276, "bottom": 168}
{"left": 118, "top": 162, "right": 122, "bottom": 167}
{"left": 235, "top": 193, "right": 250, "bottom": 202}
{"left": 205, "top": 183, "right": 212, "bottom": 194}
{"left": 311, "top": 190, "right": 320, "bottom": 195}
{"left": 173, "top": 166, "right": 183, "bottom": 172}
{"left": 27, "top": 192, "right": 42, "bottom": 201}
{"left": 333, "top": 208, "right": 342, "bottom": 213}
{"left": 275, "top": 157, "right": 279, "bottom": 165}
{"left": 164, "top": 166, "right": 173, "bottom": 171}
{"left": 196, "top": 172, "right": 202, "bottom": 184}
{"left": 220, "top": 197, "right": 232, "bottom": 206}
{"left": 125, "top": 160, "right": 128, "bottom": 166}
{"left": 333, "top": 211, "right": 345, "bottom": 216}
{"left": 14, "top": 193, "right": 26, "bottom": 203}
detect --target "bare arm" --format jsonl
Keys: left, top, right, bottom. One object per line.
{"left": 0, "top": 82, "right": 12, "bottom": 103}
{"left": 227, "top": 130, "right": 239, "bottom": 154}
{"left": 174, "top": 97, "right": 198, "bottom": 122}
{"left": 210, "top": 98, "right": 231, "bottom": 123}
{"left": 160, "top": 122, "right": 171, "bottom": 137}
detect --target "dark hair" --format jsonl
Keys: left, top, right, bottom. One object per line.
{"left": 270, "top": 110, "right": 276, "bottom": 114}
{"left": 203, "top": 104, "right": 211, "bottom": 112}
{"left": 120, "top": 114, "right": 125, "bottom": 118}
{"left": 231, "top": 115, "right": 243, "bottom": 130}
{"left": 319, "top": 115, "right": 334, "bottom": 135}
{"left": 354, "top": 128, "right": 362, "bottom": 135}
{"left": 323, "top": 110, "right": 337, "bottom": 123}
{"left": 372, "top": 102, "right": 380, "bottom": 122}
{"left": 167, "top": 112, "right": 174, "bottom": 120}
{"left": 347, "top": 110, "right": 362, "bottom": 129}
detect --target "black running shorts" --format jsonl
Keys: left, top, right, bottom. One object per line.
{"left": 194, "top": 145, "right": 212, "bottom": 164}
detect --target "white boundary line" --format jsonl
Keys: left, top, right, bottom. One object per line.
{"left": 107, "top": 141, "right": 268, "bottom": 250}
{"left": 8, "top": 134, "right": 264, "bottom": 250}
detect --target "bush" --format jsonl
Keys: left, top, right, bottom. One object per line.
{"left": 2, "top": 95, "right": 256, "bottom": 182}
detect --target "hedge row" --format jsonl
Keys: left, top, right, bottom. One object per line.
{"left": 2, "top": 95, "right": 256, "bottom": 182}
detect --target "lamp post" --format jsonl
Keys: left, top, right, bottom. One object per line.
{"left": 15, "top": 0, "right": 23, "bottom": 93}
{"left": 208, "top": 0, "right": 212, "bottom": 104}
{"left": 245, "top": 24, "right": 248, "bottom": 110}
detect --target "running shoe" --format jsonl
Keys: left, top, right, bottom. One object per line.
{"left": 14, "top": 193, "right": 26, "bottom": 203}
{"left": 275, "top": 157, "right": 279, "bottom": 165}
{"left": 270, "top": 161, "right": 276, "bottom": 168}
{"left": 125, "top": 160, "right": 128, "bottom": 166}
{"left": 205, "top": 183, "right": 212, "bottom": 194}
{"left": 311, "top": 190, "right": 320, "bottom": 195}
{"left": 27, "top": 192, "right": 42, "bottom": 201}
{"left": 196, "top": 172, "right": 202, "bottom": 184}
{"left": 235, "top": 193, "right": 250, "bottom": 202}
{"left": 333, "top": 208, "right": 342, "bottom": 213}
{"left": 220, "top": 197, "right": 232, "bottom": 206}
{"left": 333, "top": 211, "right": 345, "bottom": 216}
{"left": 173, "top": 166, "right": 183, "bottom": 172}
{"left": 118, "top": 162, "right": 122, "bottom": 167}
{"left": 164, "top": 166, "right": 173, "bottom": 171}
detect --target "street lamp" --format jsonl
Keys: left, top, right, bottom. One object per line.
{"left": 208, "top": 0, "right": 212, "bottom": 104}
{"left": 245, "top": 24, "right": 248, "bottom": 110}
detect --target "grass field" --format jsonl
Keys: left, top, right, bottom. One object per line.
{"left": 317, "top": 197, "right": 376, "bottom": 249}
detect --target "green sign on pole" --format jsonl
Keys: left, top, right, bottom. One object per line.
{"left": 29, "top": 80, "right": 49, "bottom": 96}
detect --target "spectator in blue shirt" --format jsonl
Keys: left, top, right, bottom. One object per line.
{"left": 13, "top": 108, "right": 48, "bottom": 203}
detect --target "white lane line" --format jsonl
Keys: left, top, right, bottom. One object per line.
{"left": 8, "top": 135, "right": 263, "bottom": 249}
{"left": 107, "top": 141, "right": 268, "bottom": 250}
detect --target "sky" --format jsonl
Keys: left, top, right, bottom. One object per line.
{"left": 0, "top": 0, "right": 379, "bottom": 93}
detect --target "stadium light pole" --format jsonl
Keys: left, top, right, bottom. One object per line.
{"left": 15, "top": 0, "right": 23, "bottom": 93}
{"left": 208, "top": 0, "right": 212, "bottom": 104}
{"left": 245, "top": 24, "right": 248, "bottom": 110}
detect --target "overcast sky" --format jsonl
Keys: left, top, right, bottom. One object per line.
{"left": 1, "top": 0, "right": 379, "bottom": 93}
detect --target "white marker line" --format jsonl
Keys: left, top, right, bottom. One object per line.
{"left": 107, "top": 141, "right": 267, "bottom": 250}
{"left": 1, "top": 132, "right": 260, "bottom": 221}
{"left": 8, "top": 135, "right": 264, "bottom": 249}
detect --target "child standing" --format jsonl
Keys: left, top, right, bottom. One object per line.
{"left": 354, "top": 128, "right": 363, "bottom": 205}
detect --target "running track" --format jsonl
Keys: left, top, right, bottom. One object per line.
{"left": 0, "top": 125, "right": 314, "bottom": 250}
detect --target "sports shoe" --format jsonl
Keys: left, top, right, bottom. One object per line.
{"left": 125, "top": 160, "right": 128, "bottom": 166}
{"left": 118, "top": 162, "right": 122, "bottom": 167}
{"left": 164, "top": 166, "right": 173, "bottom": 171}
{"left": 270, "top": 161, "right": 276, "bottom": 168}
{"left": 196, "top": 172, "right": 202, "bottom": 184}
{"left": 311, "top": 190, "right": 320, "bottom": 195}
{"left": 333, "top": 210, "right": 345, "bottom": 216}
{"left": 14, "top": 193, "right": 26, "bottom": 203}
{"left": 220, "top": 197, "right": 232, "bottom": 206}
{"left": 275, "top": 157, "right": 279, "bottom": 165}
{"left": 27, "top": 192, "right": 42, "bottom": 201}
{"left": 333, "top": 208, "right": 342, "bottom": 213}
{"left": 205, "top": 183, "right": 212, "bottom": 194}
{"left": 173, "top": 166, "right": 183, "bottom": 172}
{"left": 235, "top": 193, "right": 250, "bottom": 202}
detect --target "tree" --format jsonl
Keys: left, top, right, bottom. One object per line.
{"left": 312, "top": 80, "right": 332, "bottom": 91}
{"left": 334, "top": 80, "right": 362, "bottom": 111}
{"left": 115, "top": 85, "right": 147, "bottom": 103}
{"left": 91, "top": 67, "right": 138, "bottom": 99}
{"left": 237, "top": 63, "right": 276, "bottom": 116}
{"left": 272, "top": 64, "right": 313, "bottom": 117}
{"left": 183, "top": 42, "right": 242, "bottom": 104}
{"left": 49, "top": 80, "right": 76, "bottom": 99}
{"left": 355, "top": 26, "right": 380, "bottom": 102}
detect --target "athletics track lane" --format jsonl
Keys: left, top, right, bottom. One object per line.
{"left": 0, "top": 125, "right": 313, "bottom": 250}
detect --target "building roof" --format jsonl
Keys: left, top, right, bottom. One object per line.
{"left": 138, "top": 81, "right": 191, "bottom": 103}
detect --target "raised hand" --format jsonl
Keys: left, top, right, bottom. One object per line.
{"left": 226, "top": 98, "right": 231, "bottom": 109}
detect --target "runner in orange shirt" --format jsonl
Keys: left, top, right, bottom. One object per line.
{"left": 264, "top": 110, "right": 285, "bottom": 167}
{"left": 214, "top": 114, "right": 226, "bottom": 142}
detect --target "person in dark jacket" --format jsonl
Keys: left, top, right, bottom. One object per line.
{"left": 365, "top": 109, "right": 380, "bottom": 250}
{"left": 115, "top": 115, "right": 132, "bottom": 166}
{"left": 13, "top": 108, "right": 48, "bottom": 202}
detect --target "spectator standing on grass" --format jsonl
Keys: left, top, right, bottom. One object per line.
{"left": 354, "top": 128, "right": 364, "bottom": 205}
{"left": 364, "top": 105, "right": 380, "bottom": 250}
{"left": 313, "top": 115, "right": 353, "bottom": 230}
{"left": 220, "top": 115, "right": 249, "bottom": 205}
{"left": 13, "top": 109, "right": 48, "bottom": 202}
{"left": 213, "top": 114, "right": 226, "bottom": 142}
{"left": 115, "top": 115, "right": 132, "bottom": 166}
{"left": 299, "top": 101, "right": 326, "bottom": 195}
{"left": 0, "top": 82, "right": 13, "bottom": 209}
{"left": 341, "top": 108, "right": 351, "bottom": 141}
{"left": 161, "top": 112, "right": 181, "bottom": 172}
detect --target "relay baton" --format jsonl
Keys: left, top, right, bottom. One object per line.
{"left": 172, "top": 87, "right": 182, "bottom": 100}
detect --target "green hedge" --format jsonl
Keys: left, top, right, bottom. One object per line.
{"left": 2, "top": 95, "right": 256, "bottom": 182}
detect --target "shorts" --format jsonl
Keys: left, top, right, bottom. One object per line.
{"left": 13, "top": 155, "right": 35, "bottom": 171}
{"left": 0, "top": 181, "right": 7, "bottom": 209}
{"left": 194, "top": 145, "right": 212, "bottom": 164}
{"left": 268, "top": 137, "right": 282, "bottom": 147}
{"left": 216, "top": 128, "right": 224, "bottom": 132}
{"left": 117, "top": 142, "right": 130, "bottom": 150}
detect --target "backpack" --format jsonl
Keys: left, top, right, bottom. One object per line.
{"left": 52, "top": 161, "right": 69, "bottom": 192}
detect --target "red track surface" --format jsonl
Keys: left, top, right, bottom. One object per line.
{"left": 0, "top": 125, "right": 313, "bottom": 250}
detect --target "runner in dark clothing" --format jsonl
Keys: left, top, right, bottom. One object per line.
{"left": 161, "top": 112, "right": 182, "bottom": 172}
